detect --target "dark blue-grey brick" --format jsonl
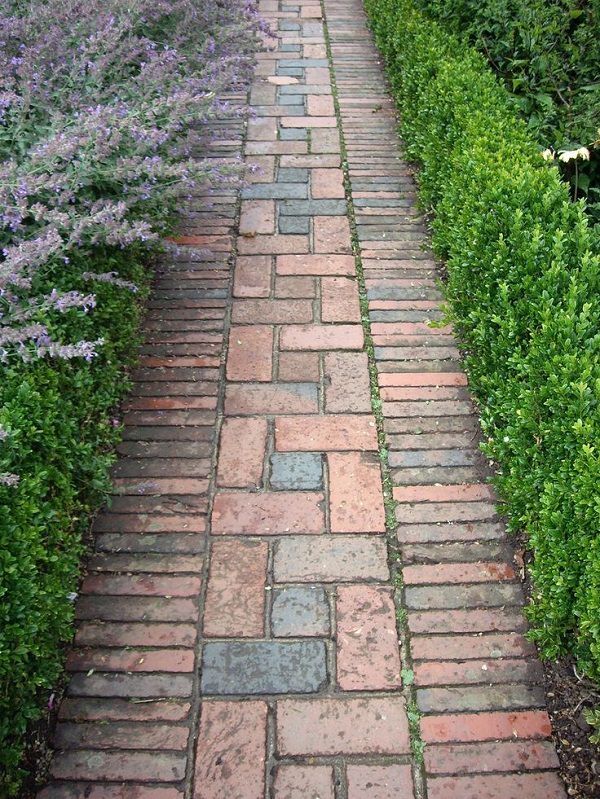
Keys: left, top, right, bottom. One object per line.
{"left": 279, "top": 216, "right": 310, "bottom": 235}
{"left": 280, "top": 128, "right": 308, "bottom": 141}
{"left": 271, "top": 452, "right": 323, "bottom": 490}
{"left": 280, "top": 199, "right": 347, "bottom": 216}
{"left": 242, "top": 183, "right": 308, "bottom": 200}
{"left": 201, "top": 641, "right": 327, "bottom": 694}
{"left": 272, "top": 586, "right": 330, "bottom": 636}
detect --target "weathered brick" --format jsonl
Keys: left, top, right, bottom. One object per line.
{"left": 80, "top": 574, "right": 200, "bottom": 597}
{"left": 203, "top": 539, "right": 267, "bottom": 637}
{"left": 408, "top": 608, "right": 527, "bottom": 635}
{"left": 421, "top": 710, "right": 552, "bottom": 743}
{"left": 403, "top": 562, "right": 515, "bottom": 585}
{"left": 379, "top": 371, "right": 467, "bottom": 387}
{"left": 311, "top": 168, "right": 345, "bottom": 199}
{"left": 239, "top": 200, "right": 275, "bottom": 235}
{"left": 424, "top": 740, "right": 559, "bottom": 774}
{"left": 281, "top": 116, "right": 337, "bottom": 128}
{"left": 272, "top": 586, "right": 330, "bottom": 637}
{"left": 54, "top": 721, "right": 188, "bottom": 751}
{"left": 415, "top": 658, "right": 544, "bottom": 686}
{"left": 307, "top": 95, "right": 335, "bottom": 116}
{"left": 225, "top": 382, "right": 318, "bottom": 414}
{"left": 275, "top": 415, "right": 377, "bottom": 451}
{"left": 336, "top": 585, "right": 401, "bottom": 690}
{"left": 277, "top": 697, "right": 410, "bottom": 755}
{"left": 393, "top": 484, "right": 495, "bottom": 503}
{"left": 347, "top": 765, "right": 414, "bottom": 799}
{"left": 278, "top": 351, "right": 320, "bottom": 382}
{"left": 396, "top": 502, "right": 497, "bottom": 524}
{"left": 417, "top": 683, "right": 546, "bottom": 713}
{"left": 67, "top": 648, "right": 194, "bottom": 674}
{"left": 238, "top": 234, "right": 309, "bottom": 256}
{"left": 280, "top": 324, "right": 363, "bottom": 351}
{"left": 321, "top": 277, "right": 361, "bottom": 322}
{"left": 75, "top": 622, "right": 196, "bottom": 648}
{"left": 201, "top": 641, "right": 327, "bottom": 694}
{"left": 194, "top": 701, "right": 267, "bottom": 799}
{"left": 227, "top": 325, "right": 273, "bottom": 382}
{"left": 273, "top": 765, "right": 334, "bottom": 799}
{"left": 232, "top": 298, "right": 313, "bottom": 324}
{"left": 212, "top": 491, "right": 325, "bottom": 535}
{"left": 314, "top": 215, "right": 352, "bottom": 253}
{"left": 270, "top": 452, "right": 323, "bottom": 490}
{"left": 274, "top": 535, "right": 389, "bottom": 582}
{"left": 328, "top": 452, "right": 386, "bottom": 533}
{"left": 234, "top": 255, "right": 271, "bottom": 298}
{"left": 50, "top": 751, "right": 186, "bottom": 783}
{"left": 39, "top": 785, "right": 181, "bottom": 799}
{"left": 411, "top": 633, "right": 536, "bottom": 661}
{"left": 324, "top": 352, "right": 371, "bottom": 412}
{"left": 275, "top": 275, "right": 317, "bottom": 298}
{"left": 427, "top": 773, "right": 566, "bottom": 799}
{"left": 277, "top": 254, "right": 355, "bottom": 276}
{"left": 217, "top": 417, "right": 267, "bottom": 488}
{"left": 59, "top": 698, "right": 190, "bottom": 722}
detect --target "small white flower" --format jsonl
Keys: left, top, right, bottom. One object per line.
{"left": 66, "top": 592, "right": 78, "bottom": 602}
{"left": 558, "top": 146, "right": 590, "bottom": 163}
{"left": 503, "top": 436, "right": 510, "bottom": 443}
{"left": 540, "top": 148, "right": 554, "bottom": 161}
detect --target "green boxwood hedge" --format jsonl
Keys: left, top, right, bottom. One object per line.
{"left": 364, "top": 0, "right": 600, "bottom": 677}
{"left": 0, "top": 247, "right": 150, "bottom": 792}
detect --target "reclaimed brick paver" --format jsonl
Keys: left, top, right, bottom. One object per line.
{"left": 40, "top": 0, "right": 565, "bottom": 797}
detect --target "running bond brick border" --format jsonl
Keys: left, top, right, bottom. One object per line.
{"left": 323, "top": 0, "right": 566, "bottom": 796}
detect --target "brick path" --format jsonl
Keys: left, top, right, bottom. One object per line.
{"left": 39, "top": 0, "right": 567, "bottom": 797}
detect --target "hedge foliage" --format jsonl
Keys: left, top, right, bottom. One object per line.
{"left": 413, "top": 0, "right": 600, "bottom": 221}
{"left": 364, "top": 0, "right": 600, "bottom": 677}
{"left": 0, "top": 0, "right": 264, "bottom": 792}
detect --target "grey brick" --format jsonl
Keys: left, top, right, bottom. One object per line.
{"left": 280, "top": 85, "right": 332, "bottom": 95}
{"left": 242, "top": 183, "right": 308, "bottom": 200}
{"left": 280, "top": 128, "right": 308, "bottom": 141}
{"left": 280, "top": 199, "right": 347, "bottom": 216}
{"left": 278, "top": 168, "right": 309, "bottom": 183}
{"left": 417, "top": 684, "right": 547, "bottom": 713}
{"left": 279, "top": 216, "right": 310, "bottom": 234}
{"left": 277, "top": 67, "right": 303, "bottom": 77}
{"left": 278, "top": 59, "right": 329, "bottom": 68}
{"left": 201, "top": 641, "right": 327, "bottom": 694}
{"left": 271, "top": 452, "right": 323, "bottom": 490}
{"left": 272, "top": 587, "right": 330, "bottom": 636}
{"left": 405, "top": 583, "right": 524, "bottom": 610}
{"left": 279, "top": 21, "right": 300, "bottom": 30}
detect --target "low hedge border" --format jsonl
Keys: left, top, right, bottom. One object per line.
{"left": 364, "top": 0, "right": 600, "bottom": 680}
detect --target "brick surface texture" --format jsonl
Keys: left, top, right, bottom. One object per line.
{"left": 39, "top": 0, "right": 564, "bottom": 797}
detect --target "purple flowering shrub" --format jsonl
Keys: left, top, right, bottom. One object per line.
{"left": 0, "top": 0, "right": 267, "bottom": 363}
{"left": 0, "top": 1, "right": 264, "bottom": 791}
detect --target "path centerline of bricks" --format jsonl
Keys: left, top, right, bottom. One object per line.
{"left": 40, "top": 0, "right": 567, "bottom": 798}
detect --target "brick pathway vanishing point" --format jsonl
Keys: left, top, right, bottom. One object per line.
{"left": 40, "top": 0, "right": 567, "bottom": 797}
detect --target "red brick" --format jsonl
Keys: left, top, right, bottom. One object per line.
{"left": 203, "top": 539, "right": 267, "bottom": 637}
{"left": 427, "top": 773, "right": 566, "bottom": 799}
{"left": 239, "top": 200, "right": 275, "bottom": 235}
{"left": 347, "top": 765, "right": 414, "bottom": 799}
{"left": 311, "top": 168, "right": 345, "bottom": 199}
{"left": 227, "top": 326, "right": 273, "bottom": 382}
{"left": 80, "top": 574, "right": 201, "bottom": 597}
{"left": 306, "top": 68, "right": 331, "bottom": 85}
{"left": 217, "top": 417, "right": 267, "bottom": 488}
{"left": 280, "top": 155, "right": 340, "bottom": 168}
{"left": 125, "top": 397, "right": 216, "bottom": 412}
{"left": 324, "top": 352, "right": 371, "bottom": 412}
{"left": 396, "top": 502, "right": 496, "bottom": 524}
{"left": 275, "top": 415, "right": 377, "bottom": 451}
{"left": 393, "top": 484, "right": 494, "bottom": 503}
{"left": 408, "top": 609, "right": 527, "bottom": 635}
{"left": 50, "top": 751, "right": 185, "bottom": 783}
{"left": 39, "top": 786, "right": 181, "bottom": 799}
{"left": 238, "top": 234, "right": 309, "bottom": 255}
{"left": 307, "top": 95, "right": 335, "bottom": 116}
{"left": 93, "top": 515, "right": 206, "bottom": 535}
{"left": 280, "top": 324, "right": 363, "bottom": 351}
{"left": 246, "top": 141, "right": 307, "bottom": 155}
{"left": 414, "top": 658, "right": 543, "bottom": 686}
{"left": 300, "top": 5, "right": 322, "bottom": 18}
{"left": 67, "top": 648, "right": 194, "bottom": 673}
{"left": 232, "top": 298, "right": 313, "bottom": 324}
{"left": 224, "top": 383, "right": 318, "bottom": 414}
{"left": 247, "top": 117, "right": 277, "bottom": 140}
{"left": 411, "top": 633, "right": 536, "bottom": 661}
{"left": 112, "top": 478, "right": 208, "bottom": 496}
{"left": 75, "top": 623, "right": 196, "bottom": 648}
{"left": 403, "top": 562, "right": 515, "bottom": 584}
{"left": 281, "top": 116, "right": 337, "bottom": 128}
{"left": 278, "top": 351, "right": 320, "bottom": 382}
{"left": 275, "top": 275, "right": 317, "bottom": 298}
{"left": 381, "top": 386, "right": 464, "bottom": 401}
{"left": 336, "top": 586, "right": 401, "bottom": 690}
{"left": 277, "top": 254, "right": 355, "bottom": 276}
{"left": 424, "top": 740, "right": 559, "bottom": 774}
{"left": 314, "top": 215, "right": 352, "bottom": 253}
{"left": 273, "top": 765, "right": 334, "bottom": 799}
{"left": 321, "top": 277, "right": 360, "bottom": 322}
{"left": 303, "top": 44, "right": 327, "bottom": 58}
{"left": 194, "top": 701, "right": 267, "bottom": 799}
{"left": 247, "top": 155, "right": 275, "bottom": 184}
{"left": 328, "top": 452, "right": 386, "bottom": 533}
{"left": 59, "top": 698, "right": 190, "bottom": 723}
{"left": 311, "top": 129, "right": 341, "bottom": 153}
{"left": 421, "top": 710, "right": 552, "bottom": 744}
{"left": 277, "top": 697, "right": 410, "bottom": 755}
{"left": 54, "top": 721, "right": 188, "bottom": 751}
{"left": 234, "top": 255, "right": 271, "bottom": 298}
{"left": 211, "top": 491, "right": 325, "bottom": 535}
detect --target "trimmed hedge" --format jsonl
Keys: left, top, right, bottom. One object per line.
{"left": 0, "top": 248, "right": 150, "bottom": 791}
{"left": 364, "top": 0, "right": 600, "bottom": 677}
